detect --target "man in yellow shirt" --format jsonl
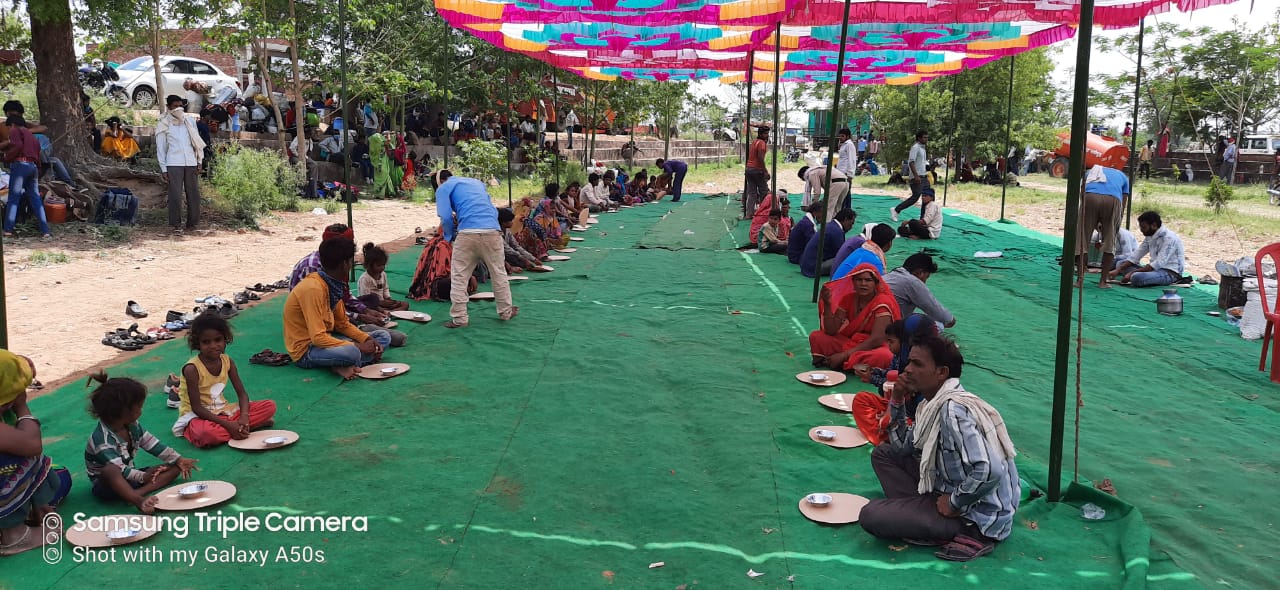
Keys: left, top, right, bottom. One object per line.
{"left": 1139, "top": 140, "right": 1153, "bottom": 179}
{"left": 283, "top": 238, "right": 392, "bottom": 380}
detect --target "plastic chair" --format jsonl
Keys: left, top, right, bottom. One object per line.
{"left": 1256, "top": 243, "right": 1280, "bottom": 383}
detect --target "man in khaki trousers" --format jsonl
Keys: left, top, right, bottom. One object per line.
{"left": 431, "top": 170, "right": 516, "bottom": 328}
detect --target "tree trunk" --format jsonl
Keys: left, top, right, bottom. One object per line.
{"left": 151, "top": 12, "right": 163, "bottom": 110}
{"left": 29, "top": 0, "right": 97, "bottom": 167}
{"left": 289, "top": 0, "right": 305, "bottom": 179}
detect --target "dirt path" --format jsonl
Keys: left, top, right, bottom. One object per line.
{"left": 6, "top": 199, "right": 435, "bottom": 390}
{"left": 1019, "top": 179, "right": 1280, "bottom": 220}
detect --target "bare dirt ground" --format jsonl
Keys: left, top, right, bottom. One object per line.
{"left": 6, "top": 194, "right": 435, "bottom": 391}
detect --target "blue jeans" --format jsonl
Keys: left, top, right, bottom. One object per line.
{"left": 294, "top": 330, "right": 392, "bottom": 369}
{"left": 1128, "top": 268, "right": 1178, "bottom": 287}
{"left": 4, "top": 161, "right": 51, "bottom": 235}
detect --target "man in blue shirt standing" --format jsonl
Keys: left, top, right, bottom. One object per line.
{"left": 432, "top": 169, "right": 516, "bottom": 328}
{"left": 800, "top": 208, "right": 857, "bottom": 278}
{"left": 655, "top": 158, "right": 688, "bottom": 202}
{"left": 1076, "top": 165, "right": 1129, "bottom": 289}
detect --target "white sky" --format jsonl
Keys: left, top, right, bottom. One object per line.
{"left": 693, "top": 0, "right": 1273, "bottom": 131}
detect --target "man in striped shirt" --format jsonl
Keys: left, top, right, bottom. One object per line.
{"left": 859, "top": 333, "right": 1020, "bottom": 561}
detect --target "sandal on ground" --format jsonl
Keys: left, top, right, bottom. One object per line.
{"left": 0, "top": 524, "right": 46, "bottom": 556}
{"left": 102, "top": 333, "right": 143, "bottom": 351}
{"left": 246, "top": 283, "right": 272, "bottom": 293}
{"left": 218, "top": 302, "right": 240, "bottom": 319}
{"left": 163, "top": 319, "right": 189, "bottom": 331}
{"left": 145, "top": 327, "right": 174, "bottom": 341}
{"left": 127, "top": 324, "right": 156, "bottom": 345}
{"left": 234, "top": 292, "right": 250, "bottom": 305}
{"left": 268, "top": 279, "right": 289, "bottom": 290}
{"left": 166, "top": 310, "right": 185, "bottom": 322}
{"left": 443, "top": 320, "right": 467, "bottom": 329}
{"left": 935, "top": 534, "right": 995, "bottom": 562}
{"left": 249, "top": 349, "right": 291, "bottom": 366}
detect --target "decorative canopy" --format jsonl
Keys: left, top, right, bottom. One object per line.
{"left": 437, "top": 0, "right": 1241, "bottom": 82}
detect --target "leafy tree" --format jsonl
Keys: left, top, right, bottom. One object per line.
{"left": 870, "top": 49, "right": 1061, "bottom": 168}
{"left": 0, "top": 9, "right": 34, "bottom": 90}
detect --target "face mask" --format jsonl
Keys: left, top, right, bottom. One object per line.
{"left": 170, "top": 107, "right": 185, "bottom": 117}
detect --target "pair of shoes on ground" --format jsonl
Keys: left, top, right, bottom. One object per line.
{"left": 249, "top": 349, "right": 291, "bottom": 367}
{"left": 246, "top": 280, "right": 289, "bottom": 293}
{"left": 233, "top": 290, "right": 261, "bottom": 305}
{"left": 164, "top": 373, "right": 182, "bottom": 408}
{"left": 102, "top": 324, "right": 155, "bottom": 351}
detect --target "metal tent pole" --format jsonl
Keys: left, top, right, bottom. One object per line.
{"left": 770, "top": 22, "right": 782, "bottom": 200}
{"left": 340, "top": 0, "right": 352, "bottom": 231}
{"left": 811, "top": 0, "right": 853, "bottom": 302}
{"left": 506, "top": 55, "right": 514, "bottom": 208}
{"left": 742, "top": 52, "right": 756, "bottom": 218}
{"left": 1048, "top": 0, "right": 1096, "bottom": 504}
{"left": 913, "top": 84, "right": 920, "bottom": 130}
{"left": 999, "top": 55, "right": 1016, "bottom": 223}
{"left": 551, "top": 69, "right": 560, "bottom": 187}
{"left": 1125, "top": 19, "right": 1145, "bottom": 229}
{"left": 0, "top": 237, "right": 7, "bottom": 347}
{"left": 443, "top": 37, "right": 452, "bottom": 170}
{"left": 942, "top": 73, "right": 958, "bottom": 207}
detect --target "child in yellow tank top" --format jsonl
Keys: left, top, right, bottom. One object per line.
{"left": 171, "top": 313, "right": 276, "bottom": 448}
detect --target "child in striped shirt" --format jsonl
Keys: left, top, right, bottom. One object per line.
{"left": 84, "top": 373, "right": 197, "bottom": 513}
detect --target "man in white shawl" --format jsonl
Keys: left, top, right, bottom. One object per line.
{"left": 155, "top": 94, "right": 207, "bottom": 232}
{"left": 859, "top": 333, "right": 1020, "bottom": 562}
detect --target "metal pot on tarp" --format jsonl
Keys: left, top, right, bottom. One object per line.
{"left": 1156, "top": 288, "right": 1184, "bottom": 316}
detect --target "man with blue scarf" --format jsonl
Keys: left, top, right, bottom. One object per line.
{"left": 283, "top": 238, "right": 392, "bottom": 380}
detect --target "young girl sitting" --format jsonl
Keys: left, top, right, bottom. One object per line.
{"left": 849, "top": 314, "right": 934, "bottom": 445}
{"left": 85, "top": 373, "right": 198, "bottom": 513}
{"left": 357, "top": 243, "right": 411, "bottom": 311}
{"left": 172, "top": 313, "right": 277, "bottom": 448}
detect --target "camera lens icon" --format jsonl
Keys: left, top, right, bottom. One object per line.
{"left": 42, "top": 512, "right": 63, "bottom": 565}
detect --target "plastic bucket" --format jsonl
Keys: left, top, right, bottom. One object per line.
{"left": 44, "top": 201, "right": 68, "bottom": 224}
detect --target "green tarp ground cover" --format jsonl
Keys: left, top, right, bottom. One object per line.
{"left": 4, "top": 194, "right": 1272, "bottom": 589}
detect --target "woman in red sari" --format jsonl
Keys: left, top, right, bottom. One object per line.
{"left": 749, "top": 192, "right": 781, "bottom": 245}
{"left": 808, "top": 263, "right": 900, "bottom": 370}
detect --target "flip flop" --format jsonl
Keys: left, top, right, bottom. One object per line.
{"left": 268, "top": 280, "right": 290, "bottom": 290}
{"left": 246, "top": 283, "right": 272, "bottom": 293}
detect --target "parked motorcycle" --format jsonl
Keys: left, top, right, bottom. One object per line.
{"left": 78, "top": 60, "right": 129, "bottom": 107}
{"left": 785, "top": 146, "right": 802, "bottom": 163}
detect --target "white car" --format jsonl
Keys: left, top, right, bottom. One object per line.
{"left": 114, "top": 55, "right": 240, "bottom": 109}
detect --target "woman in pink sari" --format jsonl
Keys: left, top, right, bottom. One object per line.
{"left": 807, "top": 263, "right": 901, "bottom": 370}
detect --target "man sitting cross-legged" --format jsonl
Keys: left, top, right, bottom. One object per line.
{"left": 283, "top": 237, "right": 392, "bottom": 380}
{"left": 859, "top": 333, "right": 1020, "bottom": 562}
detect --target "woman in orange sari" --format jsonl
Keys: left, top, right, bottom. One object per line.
{"left": 808, "top": 262, "right": 900, "bottom": 370}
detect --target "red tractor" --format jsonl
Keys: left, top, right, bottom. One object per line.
{"left": 1046, "top": 132, "right": 1131, "bottom": 177}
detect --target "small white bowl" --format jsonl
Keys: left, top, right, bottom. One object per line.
{"left": 106, "top": 529, "right": 139, "bottom": 544}
{"left": 806, "top": 493, "right": 833, "bottom": 507}
{"left": 809, "top": 373, "right": 828, "bottom": 382}
{"left": 263, "top": 436, "right": 288, "bottom": 446}
{"left": 380, "top": 367, "right": 398, "bottom": 375}
{"left": 815, "top": 429, "right": 837, "bottom": 441}
{"left": 178, "top": 484, "right": 207, "bottom": 499}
